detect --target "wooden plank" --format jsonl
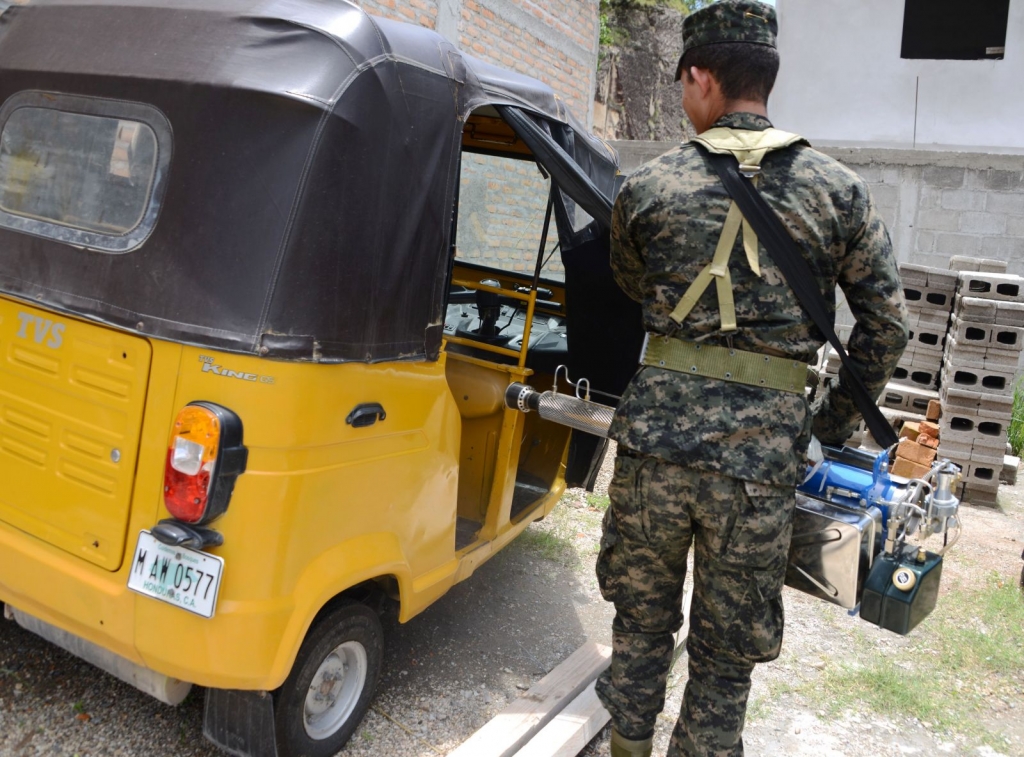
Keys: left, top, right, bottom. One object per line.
{"left": 447, "top": 641, "right": 612, "bottom": 757}
{"left": 512, "top": 585, "right": 693, "bottom": 757}
{"left": 511, "top": 682, "right": 608, "bottom": 757}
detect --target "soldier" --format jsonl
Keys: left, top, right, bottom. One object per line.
{"left": 595, "top": 2, "right": 909, "bottom": 756}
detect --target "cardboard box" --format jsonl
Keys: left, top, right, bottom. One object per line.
{"left": 896, "top": 439, "right": 937, "bottom": 466}
{"left": 891, "top": 456, "right": 932, "bottom": 479}
{"left": 926, "top": 400, "right": 941, "bottom": 422}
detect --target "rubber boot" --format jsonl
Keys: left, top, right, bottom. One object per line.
{"left": 610, "top": 729, "right": 653, "bottom": 757}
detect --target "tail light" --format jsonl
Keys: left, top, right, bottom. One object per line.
{"left": 163, "top": 402, "right": 247, "bottom": 525}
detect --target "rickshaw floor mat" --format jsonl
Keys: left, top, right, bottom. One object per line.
{"left": 510, "top": 480, "right": 549, "bottom": 521}
{"left": 456, "top": 517, "right": 481, "bottom": 550}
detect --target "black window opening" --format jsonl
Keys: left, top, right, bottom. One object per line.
{"left": 901, "top": 0, "right": 1010, "bottom": 60}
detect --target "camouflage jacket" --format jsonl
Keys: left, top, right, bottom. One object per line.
{"left": 608, "top": 112, "right": 908, "bottom": 487}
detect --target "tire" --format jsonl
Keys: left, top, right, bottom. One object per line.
{"left": 275, "top": 600, "right": 384, "bottom": 757}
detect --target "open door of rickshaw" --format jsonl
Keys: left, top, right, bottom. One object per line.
{"left": 438, "top": 102, "right": 643, "bottom": 580}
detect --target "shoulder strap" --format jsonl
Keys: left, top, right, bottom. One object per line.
{"left": 697, "top": 145, "right": 899, "bottom": 449}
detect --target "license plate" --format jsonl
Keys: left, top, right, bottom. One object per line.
{"left": 127, "top": 531, "right": 223, "bottom": 618}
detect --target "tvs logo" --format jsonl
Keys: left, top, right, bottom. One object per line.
{"left": 16, "top": 311, "right": 65, "bottom": 349}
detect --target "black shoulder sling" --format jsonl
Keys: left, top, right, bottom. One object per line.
{"left": 698, "top": 146, "right": 899, "bottom": 449}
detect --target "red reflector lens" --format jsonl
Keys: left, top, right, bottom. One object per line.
{"left": 164, "top": 405, "right": 221, "bottom": 524}
{"left": 164, "top": 448, "right": 212, "bottom": 523}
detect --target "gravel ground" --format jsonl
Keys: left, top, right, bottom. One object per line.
{"left": 1, "top": 445, "right": 1022, "bottom": 757}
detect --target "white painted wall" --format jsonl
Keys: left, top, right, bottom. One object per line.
{"left": 770, "top": 0, "right": 1024, "bottom": 151}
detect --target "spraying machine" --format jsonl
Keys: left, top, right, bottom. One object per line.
{"left": 506, "top": 370, "right": 963, "bottom": 635}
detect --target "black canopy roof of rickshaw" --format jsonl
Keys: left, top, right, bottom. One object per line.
{"left": 0, "top": 0, "right": 620, "bottom": 362}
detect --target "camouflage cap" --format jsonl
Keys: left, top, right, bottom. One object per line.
{"left": 673, "top": 0, "right": 778, "bottom": 81}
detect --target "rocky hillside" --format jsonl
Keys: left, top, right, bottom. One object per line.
{"left": 594, "top": 2, "right": 695, "bottom": 142}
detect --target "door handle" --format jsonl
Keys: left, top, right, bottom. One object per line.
{"left": 346, "top": 403, "right": 386, "bottom": 428}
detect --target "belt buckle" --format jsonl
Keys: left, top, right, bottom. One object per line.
{"left": 638, "top": 332, "right": 651, "bottom": 364}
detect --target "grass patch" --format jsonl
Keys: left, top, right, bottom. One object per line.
{"left": 516, "top": 527, "right": 577, "bottom": 565}
{"left": 586, "top": 494, "right": 611, "bottom": 511}
{"left": 797, "top": 574, "right": 1024, "bottom": 749}
{"left": 515, "top": 504, "right": 584, "bottom": 567}
{"left": 1009, "top": 375, "right": 1024, "bottom": 457}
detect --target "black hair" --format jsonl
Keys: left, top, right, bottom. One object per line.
{"left": 681, "top": 42, "right": 780, "bottom": 103}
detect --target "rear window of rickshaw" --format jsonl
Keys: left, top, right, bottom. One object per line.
{"left": 0, "top": 92, "right": 171, "bottom": 253}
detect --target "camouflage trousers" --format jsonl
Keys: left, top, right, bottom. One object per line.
{"left": 595, "top": 448, "right": 796, "bottom": 757}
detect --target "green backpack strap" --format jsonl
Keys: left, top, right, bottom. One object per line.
{"left": 669, "top": 127, "right": 808, "bottom": 332}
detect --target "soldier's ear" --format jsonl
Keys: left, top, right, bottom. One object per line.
{"left": 687, "top": 67, "right": 715, "bottom": 99}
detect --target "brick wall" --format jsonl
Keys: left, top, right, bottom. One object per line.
{"left": 352, "top": 0, "right": 599, "bottom": 282}
{"left": 456, "top": 152, "right": 562, "bottom": 277}
{"left": 354, "top": 0, "right": 600, "bottom": 120}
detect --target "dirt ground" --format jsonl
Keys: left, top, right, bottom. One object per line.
{"left": 0, "top": 446, "right": 1022, "bottom": 757}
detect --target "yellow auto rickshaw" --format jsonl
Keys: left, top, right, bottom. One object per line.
{"left": 0, "top": 1, "right": 642, "bottom": 755}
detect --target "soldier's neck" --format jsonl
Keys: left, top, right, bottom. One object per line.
{"left": 720, "top": 100, "right": 769, "bottom": 122}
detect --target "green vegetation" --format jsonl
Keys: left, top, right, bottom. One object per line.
{"left": 601, "top": 0, "right": 709, "bottom": 14}
{"left": 516, "top": 497, "right": 606, "bottom": 566}
{"left": 1009, "top": 375, "right": 1024, "bottom": 456}
{"left": 794, "top": 574, "right": 1024, "bottom": 749}
{"left": 599, "top": 0, "right": 709, "bottom": 50}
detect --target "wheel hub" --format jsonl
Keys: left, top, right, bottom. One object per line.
{"left": 303, "top": 641, "right": 368, "bottom": 740}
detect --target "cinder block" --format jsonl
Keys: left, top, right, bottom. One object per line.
{"left": 910, "top": 352, "right": 942, "bottom": 373}
{"left": 988, "top": 321, "right": 1024, "bottom": 349}
{"left": 1001, "top": 455, "right": 1019, "bottom": 485}
{"left": 978, "top": 258, "right": 1010, "bottom": 273}
{"left": 944, "top": 336, "right": 1020, "bottom": 369}
{"left": 958, "top": 272, "right": 1024, "bottom": 303}
{"left": 946, "top": 317, "right": 1023, "bottom": 353}
{"left": 942, "top": 361, "right": 1016, "bottom": 395}
{"left": 939, "top": 412, "right": 981, "bottom": 443}
{"left": 961, "top": 484, "right": 999, "bottom": 506}
{"left": 881, "top": 386, "right": 911, "bottom": 411}
{"left": 954, "top": 295, "right": 997, "bottom": 322}
{"left": 927, "top": 269, "right": 960, "bottom": 291}
{"left": 908, "top": 324, "right": 946, "bottom": 353}
{"left": 970, "top": 447, "right": 1005, "bottom": 467}
{"left": 939, "top": 387, "right": 1013, "bottom": 421}
{"left": 994, "top": 301, "right": 1024, "bottom": 327}
{"left": 943, "top": 335, "right": 987, "bottom": 364}
{"left": 898, "top": 264, "right": 929, "bottom": 286}
{"left": 891, "top": 365, "right": 938, "bottom": 389}
{"left": 909, "top": 308, "right": 951, "bottom": 329}
{"left": 884, "top": 384, "right": 942, "bottom": 414}
{"left": 937, "top": 439, "right": 972, "bottom": 459}
{"left": 949, "top": 255, "right": 979, "bottom": 272}
{"left": 949, "top": 316, "right": 995, "bottom": 346}
{"left": 977, "top": 393, "right": 1014, "bottom": 422}
{"left": 940, "top": 387, "right": 982, "bottom": 409}
{"left": 980, "top": 345, "right": 1020, "bottom": 368}
{"left": 964, "top": 462, "right": 1000, "bottom": 487}
{"left": 905, "top": 285, "right": 954, "bottom": 310}
{"left": 971, "top": 433, "right": 1008, "bottom": 453}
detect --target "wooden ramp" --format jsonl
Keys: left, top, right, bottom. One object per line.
{"left": 449, "top": 586, "right": 692, "bottom": 757}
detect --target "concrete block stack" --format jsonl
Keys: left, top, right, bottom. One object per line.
{"left": 812, "top": 261, "right": 1023, "bottom": 493}
{"left": 892, "top": 264, "right": 957, "bottom": 393}
{"left": 937, "top": 266, "right": 1024, "bottom": 505}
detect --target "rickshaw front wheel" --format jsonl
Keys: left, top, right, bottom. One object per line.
{"left": 275, "top": 600, "right": 384, "bottom": 757}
